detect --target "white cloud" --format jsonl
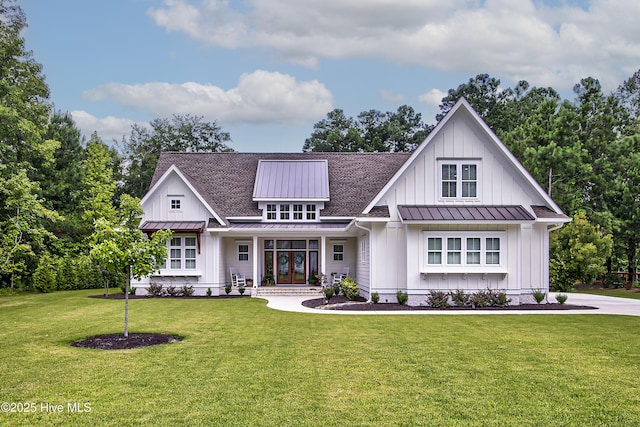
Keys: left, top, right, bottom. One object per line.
{"left": 70, "top": 110, "right": 138, "bottom": 143}
{"left": 148, "top": 0, "right": 640, "bottom": 91}
{"left": 83, "top": 70, "right": 334, "bottom": 125}
{"left": 380, "top": 90, "right": 407, "bottom": 103}
{"left": 418, "top": 89, "right": 447, "bottom": 107}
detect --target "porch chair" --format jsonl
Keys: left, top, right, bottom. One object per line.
{"left": 332, "top": 267, "right": 350, "bottom": 286}
{"left": 230, "top": 269, "right": 247, "bottom": 288}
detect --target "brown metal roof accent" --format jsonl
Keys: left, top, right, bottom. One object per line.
{"left": 531, "top": 205, "right": 569, "bottom": 220}
{"left": 398, "top": 205, "right": 535, "bottom": 222}
{"left": 151, "top": 152, "right": 410, "bottom": 219}
{"left": 140, "top": 221, "right": 206, "bottom": 232}
{"left": 140, "top": 221, "right": 206, "bottom": 254}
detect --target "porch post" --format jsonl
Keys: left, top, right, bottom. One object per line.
{"left": 252, "top": 235, "right": 259, "bottom": 287}
{"left": 321, "top": 235, "right": 327, "bottom": 276}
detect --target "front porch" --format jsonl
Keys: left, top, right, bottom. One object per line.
{"left": 221, "top": 234, "right": 357, "bottom": 289}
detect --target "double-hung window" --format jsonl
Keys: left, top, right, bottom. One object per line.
{"left": 169, "top": 236, "right": 197, "bottom": 270}
{"left": 439, "top": 161, "right": 479, "bottom": 199}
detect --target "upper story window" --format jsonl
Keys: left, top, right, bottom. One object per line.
{"left": 439, "top": 161, "right": 479, "bottom": 199}
{"left": 169, "top": 196, "right": 184, "bottom": 210}
{"left": 262, "top": 203, "right": 320, "bottom": 222}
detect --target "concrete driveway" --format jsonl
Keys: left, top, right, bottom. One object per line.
{"left": 259, "top": 292, "right": 640, "bottom": 316}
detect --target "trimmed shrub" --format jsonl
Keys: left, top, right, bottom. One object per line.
{"left": 180, "top": 285, "right": 194, "bottom": 297}
{"left": 396, "top": 289, "right": 409, "bottom": 305}
{"left": 224, "top": 284, "right": 232, "bottom": 295}
{"left": 556, "top": 293, "right": 568, "bottom": 304}
{"left": 450, "top": 289, "right": 471, "bottom": 307}
{"left": 324, "top": 286, "right": 334, "bottom": 299}
{"left": 532, "top": 288, "right": 546, "bottom": 304}
{"left": 371, "top": 292, "right": 380, "bottom": 304}
{"left": 166, "top": 285, "right": 180, "bottom": 297}
{"left": 340, "top": 277, "right": 359, "bottom": 301}
{"left": 426, "top": 290, "right": 449, "bottom": 308}
{"left": 147, "top": 282, "right": 165, "bottom": 297}
{"left": 206, "top": 287, "right": 212, "bottom": 297}
{"left": 489, "top": 289, "right": 511, "bottom": 307}
{"left": 469, "top": 289, "right": 491, "bottom": 308}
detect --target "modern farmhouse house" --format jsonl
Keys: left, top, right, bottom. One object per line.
{"left": 135, "top": 98, "right": 569, "bottom": 304}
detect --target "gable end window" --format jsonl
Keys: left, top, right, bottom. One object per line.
{"left": 169, "top": 197, "right": 183, "bottom": 210}
{"left": 439, "top": 161, "right": 479, "bottom": 199}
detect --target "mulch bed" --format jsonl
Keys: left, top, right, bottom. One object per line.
{"left": 302, "top": 295, "right": 597, "bottom": 311}
{"left": 70, "top": 333, "right": 183, "bottom": 350}
{"left": 89, "top": 293, "right": 247, "bottom": 300}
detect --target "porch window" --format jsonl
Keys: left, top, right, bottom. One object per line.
{"left": 333, "top": 244, "right": 344, "bottom": 261}
{"left": 238, "top": 244, "right": 249, "bottom": 262}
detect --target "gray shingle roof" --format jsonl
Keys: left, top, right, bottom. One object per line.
{"left": 151, "top": 152, "right": 411, "bottom": 219}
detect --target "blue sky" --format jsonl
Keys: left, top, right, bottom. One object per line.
{"left": 20, "top": 0, "right": 640, "bottom": 152}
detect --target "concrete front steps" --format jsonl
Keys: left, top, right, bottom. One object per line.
{"left": 253, "top": 286, "right": 323, "bottom": 297}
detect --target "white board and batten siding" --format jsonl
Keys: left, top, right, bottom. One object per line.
{"left": 368, "top": 106, "right": 553, "bottom": 304}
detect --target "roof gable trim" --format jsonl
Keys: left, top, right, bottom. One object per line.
{"left": 141, "top": 164, "right": 227, "bottom": 226}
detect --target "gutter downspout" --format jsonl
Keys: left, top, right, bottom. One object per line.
{"left": 354, "top": 220, "right": 373, "bottom": 301}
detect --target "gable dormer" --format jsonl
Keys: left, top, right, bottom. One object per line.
{"left": 252, "top": 159, "right": 330, "bottom": 222}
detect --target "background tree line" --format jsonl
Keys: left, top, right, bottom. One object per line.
{"left": 1, "top": 0, "right": 637, "bottom": 291}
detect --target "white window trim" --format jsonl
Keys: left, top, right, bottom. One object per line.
{"left": 161, "top": 234, "right": 199, "bottom": 275}
{"left": 422, "top": 231, "right": 505, "bottom": 274}
{"left": 237, "top": 242, "right": 250, "bottom": 262}
{"left": 169, "top": 195, "right": 184, "bottom": 211}
{"left": 333, "top": 244, "right": 344, "bottom": 262}
{"left": 437, "top": 160, "right": 481, "bottom": 201}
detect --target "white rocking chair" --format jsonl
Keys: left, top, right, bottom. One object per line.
{"left": 332, "top": 267, "right": 350, "bottom": 286}
{"left": 230, "top": 269, "right": 247, "bottom": 288}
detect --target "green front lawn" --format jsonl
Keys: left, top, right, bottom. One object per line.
{"left": 578, "top": 287, "right": 640, "bottom": 300}
{"left": 1, "top": 290, "right": 639, "bottom": 426}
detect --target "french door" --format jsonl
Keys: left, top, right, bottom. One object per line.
{"left": 265, "top": 239, "right": 318, "bottom": 285}
{"left": 277, "top": 251, "right": 306, "bottom": 284}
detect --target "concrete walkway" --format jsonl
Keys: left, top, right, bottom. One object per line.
{"left": 257, "top": 292, "right": 640, "bottom": 316}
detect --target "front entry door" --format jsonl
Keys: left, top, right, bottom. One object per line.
{"left": 277, "top": 251, "right": 306, "bottom": 284}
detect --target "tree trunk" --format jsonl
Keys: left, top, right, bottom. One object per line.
{"left": 124, "top": 265, "right": 130, "bottom": 338}
{"left": 104, "top": 276, "right": 109, "bottom": 297}
{"left": 626, "top": 239, "right": 637, "bottom": 290}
